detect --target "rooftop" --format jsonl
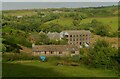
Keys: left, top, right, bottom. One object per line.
{"left": 62, "top": 30, "right": 91, "bottom": 35}
{"left": 32, "top": 45, "right": 79, "bottom": 52}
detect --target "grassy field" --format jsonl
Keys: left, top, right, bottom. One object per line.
{"left": 44, "top": 16, "right": 118, "bottom": 32}
{"left": 45, "top": 17, "right": 74, "bottom": 27}
{"left": 3, "top": 10, "right": 37, "bottom": 16}
{"left": 81, "top": 16, "right": 118, "bottom": 32}
{"left": 2, "top": 61, "right": 118, "bottom": 77}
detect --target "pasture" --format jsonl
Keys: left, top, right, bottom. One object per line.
{"left": 2, "top": 60, "right": 118, "bottom": 77}
{"left": 81, "top": 16, "right": 118, "bottom": 32}
{"left": 45, "top": 17, "right": 74, "bottom": 27}
{"left": 3, "top": 10, "right": 37, "bottom": 16}
{"left": 44, "top": 16, "right": 118, "bottom": 32}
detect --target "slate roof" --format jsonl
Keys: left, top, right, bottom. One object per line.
{"left": 32, "top": 45, "right": 79, "bottom": 52}
{"left": 62, "top": 30, "right": 91, "bottom": 35}
{"left": 47, "top": 32, "right": 60, "bottom": 40}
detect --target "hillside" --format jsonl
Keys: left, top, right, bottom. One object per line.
{"left": 43, "top": 16, "right": 118, "bottom": 32}
{"left": 1, "top": 5, "right": 119, "bottom": 53}
{"left": 81, "top": 16, "right": 118, "bottom": 32}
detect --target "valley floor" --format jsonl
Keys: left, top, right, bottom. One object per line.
{"left": 2, "top": 60, "right": 118, "bottom": 77}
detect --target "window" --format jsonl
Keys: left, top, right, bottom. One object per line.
{"left": 50, "top": 51, "right": 53, "bottom": 54}
{"left": 70, "top": 38, "right": 72, "bottom": 41}
{"left": 76, "top": 38, "right": 78, "bottom": 41}
{"left": 71, "top": 51, "right": 75, "bottom": 54}
{"left": 83, "top": 38, "right": 84, "bottom": 40}
{"left": 76, "top": 35, "right": 78, "bottom": 37}
{"left": 65, "top": 35, "right": 68, "bottom": 37}
{"left": 80, "top": 35, "right": 82, "bottom": 37}
{"left": 73, "top": 38, "right": 75, "bottom": 41}
{"left": 83, "top": 35, "right": 84, "bottom": 36}
{"left": 80, "top": 42, "right": 81, "bottom": 45}
{"left": 45, "top": 51, "right": 46, "bottom": 54}
{"left": 59, "top": 52, "right": 62, "bottom": 54}
{"left": 73, "top": 35, "right": 75, "bottom": 37}
{"left": 86, "top": 35, "right": 88, "bottom": 36}
{"left": 70, "top": 35, "right": 72, "bottom": 37}
{"left": 80, "top": 38, "right": 82, "bottom": 41}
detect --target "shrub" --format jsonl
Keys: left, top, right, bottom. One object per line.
{"left": 69, "top": 55, "right": 81, "bottom": 62}
{"left": 2, "top": 53, "right": 39, "bottom": 62}
{"left": 47, "top": 56, "right": 61, "bottom": 62}
{"left": 82, "top": 39, "right": 118, "bottom": 70}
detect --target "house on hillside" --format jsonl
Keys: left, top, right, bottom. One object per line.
{"left": 47, "top": 32, "right": 61, "bottom": 41}
{"left": 60, "top": 30, "right": 91, "bottom": 48}
{"left": 32, "top": 44, "right": 79, "bottom": 56}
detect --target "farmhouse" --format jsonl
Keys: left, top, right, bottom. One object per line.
{"left": 60, "top": 30, "right": 91, "bottom": 48}
{"left": 47, "top": 32, "right": 60, "bottom": 41}
{"left": 32, "top": 44, "right": 79, "bottom": 56}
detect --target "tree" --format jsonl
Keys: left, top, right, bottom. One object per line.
{"left": 40, "top": 23, "right": 62, "bottom": 33}
{"left": 94, "top": 24, "right": 110, "bottom": 36}
{"left": 90, "top": 20, "right": 111, "bottom": 36}
{"left": 0, "top": 43, "right": 6, "bottom": 52}
{"left": 35, "top": 33, "right": 50, "bottom": 45}
{"left": 84, "top": 39, "right": 118, "bottom": 69}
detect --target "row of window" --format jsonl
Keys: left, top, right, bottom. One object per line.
{"left": 70, "top": 38, "right": 90, "bottom": 41}
{"left": 37, "top": 51, "right": 62, "bottom": 54}
{"left": 70, "top": 34, "right": 90, "bottom": 37}
{"left": 70, "top": 42, "right": 90, "bottom": 45}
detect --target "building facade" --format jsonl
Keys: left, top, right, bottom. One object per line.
{"left": 32, "top": 44, "right": 79, "bottom": 56}
{"left": 60, "top": 30, "right": 91, "bottom": 47}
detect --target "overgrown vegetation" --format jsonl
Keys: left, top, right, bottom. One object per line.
{"left": 80, "top": 39, "right": 119, "bottom": 75}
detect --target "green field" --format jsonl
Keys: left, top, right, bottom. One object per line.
{"left": 81, "top": 16, "right": 118, "bottom": 32}
{"left": 44, "top": 16, "right": 118, "bottom": 32}
{"left": 3, "top": 10, "right": 37, "bottom": 16}
{"left": 45, "top": 17, "right": 74, "bottom": 27}
{"left": 2, "top": 61, "right": 118, "bottom": 77}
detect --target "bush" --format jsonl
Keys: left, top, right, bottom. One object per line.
{"left": 69, "top": 55, "right": 81, "bottom": 62}
{"left": 82, "top": 39, "right": 118, "bottom": 70}
{"left": 47, "top": 56, "right": 62, "bottom": 62}
{"left": 2, "top": 53, "right": 39, "bottom": 62}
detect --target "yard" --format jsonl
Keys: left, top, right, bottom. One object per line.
{"left": 2, "top": 60, "right": 118, "bottom": 77}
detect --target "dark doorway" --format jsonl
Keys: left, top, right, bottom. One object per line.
{"left": 45, "top": 51, "right": 46, "bottom": 54}
{"left": 59, "top": 52, "right": 62, "bottom": 54}
{"left": 80, "top": 42, "right": 81, "bottom": 45}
